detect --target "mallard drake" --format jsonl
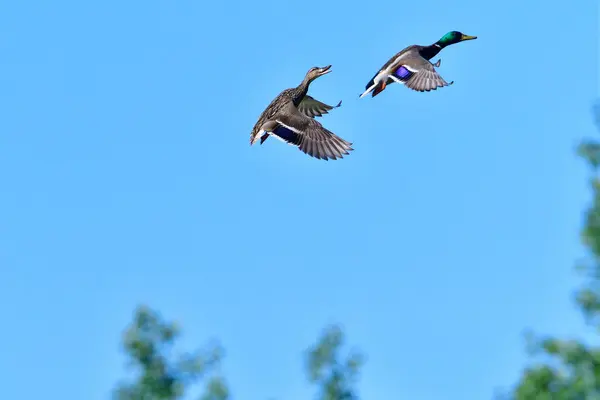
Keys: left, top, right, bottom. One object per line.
{"left": 359, "top": 31, "right": 477, "bottom": 98}
{"left": 250, "top": 65, "right": 353, "bottom": 161}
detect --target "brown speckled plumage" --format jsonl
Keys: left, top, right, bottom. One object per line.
{"left": 250, "top": 66, "right": 353, "bottom": 161}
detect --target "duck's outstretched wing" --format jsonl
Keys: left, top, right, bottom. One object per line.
{"left": 297, "top": 96, "right": 342, "bottom": 118}
{"left": 360, "top": 47, "right": 415, "bottom": 98}
{"left": 270, "top": 103, "right": 353, "bottom": 160}
{"left": 399, "top": 54, "right": 453, "bottom": 92}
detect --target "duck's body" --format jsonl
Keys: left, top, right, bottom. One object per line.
{"left": 360, "top": 31, "right": 477, "bottom": 98}
{"left": 250, "top": 65, "right": 353, "bottom": 161}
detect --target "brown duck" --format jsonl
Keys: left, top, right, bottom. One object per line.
{"left": 250, "top": 65, "right": 353, "bottom": 161}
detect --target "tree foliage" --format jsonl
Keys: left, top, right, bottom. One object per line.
{"left": 113, "top": 306, "right": 363, "bottom": 400}
{"left": 305, "top": 325, "right": 364, "bottom": 400}
{"left": 507, "top": 103, "right": 600, "bottom": 399}
{"left": 113, "top": 305, "right": 229, "bottom": 400}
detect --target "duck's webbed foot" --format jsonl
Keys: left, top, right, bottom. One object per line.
{"left": 432, "top": 59, "right": 441, "bottom": 68}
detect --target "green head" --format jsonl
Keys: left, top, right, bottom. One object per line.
{"left": 436, "top": 31, "right": 477, "bottom": 47}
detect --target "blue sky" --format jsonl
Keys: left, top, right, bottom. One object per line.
{"left": 0, "top": 0, "right": 597, "bottom": 399}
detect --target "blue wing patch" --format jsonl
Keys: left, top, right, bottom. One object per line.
{"left": 394, "top": 66, "right": 413, "bottom": 80}
{"left": 272, "top": 125, "right": 300, "bottom": 145}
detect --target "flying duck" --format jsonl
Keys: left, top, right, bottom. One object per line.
{"left": 250, "top": 65, "right": 353, "bottom": 161}
{"left": 360, "top": 31, "right": 477, "bottom": 98}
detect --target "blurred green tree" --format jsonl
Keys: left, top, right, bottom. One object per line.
{"left": 506, "top": 103, "right": 600, "bottom": 399}
{"left": 112, "top": 305, "right": 229, "bottom": 400}
{"left": 113, "top": 306, "right": 364, "bottom": 400}
{"left": 305, "top": 325, "right": 364, "bottom": 400}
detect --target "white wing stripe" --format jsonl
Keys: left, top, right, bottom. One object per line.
{"left": 383, "top": 52, "right": 411, "bottom": 74}
{"left": 271, "top": 120, "right": 302, "bottom": 147}
{"left": 275, "top": 120, "right": 303, "bottom": 134}
{"left": 269, "top": 134, "right": 296, "bottom": 146}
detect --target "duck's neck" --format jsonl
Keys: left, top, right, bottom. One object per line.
{"left": 418, "top": 42, "right": 446, "bottom": 60}
{"left": 293, "top": 77, "right": 312, "bottom": 106}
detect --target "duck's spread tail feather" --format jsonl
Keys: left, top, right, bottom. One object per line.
{"left": 250, "top": 130, "right": 265, "bottom": 146}
{"left": 359, "top": 85, "right": 374, "bottom": 98}
{"left": 359, "top": 72, "right": 378, "bottom": 98}
{"left": 360, "top": 72, "right": 388, "bottom": 98}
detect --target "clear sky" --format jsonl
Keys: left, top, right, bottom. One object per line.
{"left": 0, "top": 0, "right": 598, "bottom": 399}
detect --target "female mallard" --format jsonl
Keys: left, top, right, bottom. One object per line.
{"left": 250, "top": 65, "right": 353, "bottom": 161}
{"left": 359, "top": 31, "right": 477, "bottom": 98}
